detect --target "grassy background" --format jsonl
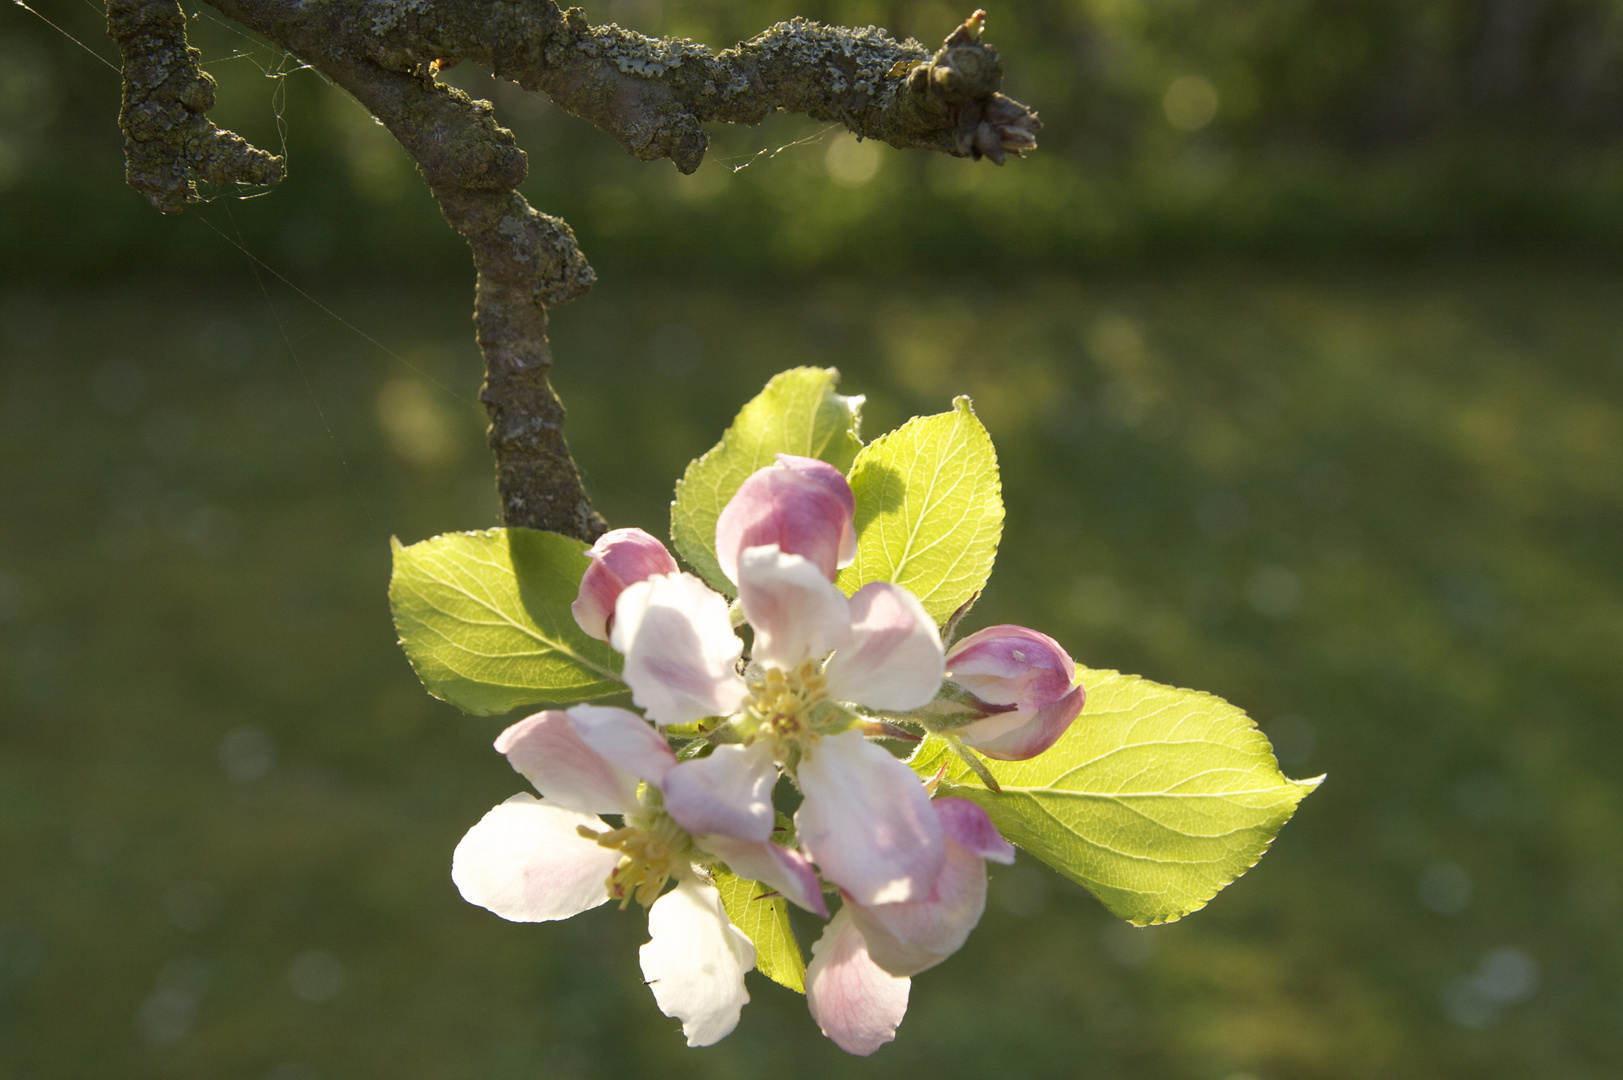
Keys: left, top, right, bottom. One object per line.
{"left": 4, "top": 267, "right": 1621, "bottom": 1078}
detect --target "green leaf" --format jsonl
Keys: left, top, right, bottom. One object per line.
{"left": 389, "top": 528, "right": 624, "bottom": 716}
{"left": 835, "top": 396, "right": 1003, "bottom": 623}
{"left": 712, "top": 868, "right": 806, "bottom": 994}
{"left": 671, "top": 367, "right": 864, "bottom": 595}
{"left": 909, "top": 668, "right": 1322, "bottom": 926}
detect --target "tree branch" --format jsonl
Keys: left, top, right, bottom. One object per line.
{"left": 308, "top": 60, "right": 605, "bottom": 539}
{"left": 106, "top": 0, "right": 285, "bottom": 214}
{"left": 378, "top": 4, "right": 1042, "bottom": 172}
{"left": 108, "top": 0, "right": 1041, "bottom": 541}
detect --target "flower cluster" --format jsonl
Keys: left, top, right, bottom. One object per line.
{"left": 453, "top": 455, "right": 1086, "bottom": 1054}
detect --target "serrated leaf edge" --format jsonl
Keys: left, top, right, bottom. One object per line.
{"left": 389, "top": 529, "right": 624, "bottom": 713}
{"left": 838, "top": 395, "right": 1003, "bottom": 620}
{"left": 914, "top": 668, "right": 1323, "bottom": 926}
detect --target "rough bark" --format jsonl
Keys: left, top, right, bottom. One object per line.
{"left": 106, "top": 0, "right": 285, "bottom": 214}
{"left": 106, "top": 0, "right": 1041, "bottom": 541}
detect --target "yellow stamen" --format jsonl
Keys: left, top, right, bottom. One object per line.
{"left": 744, "top": 658, "right": 830, "bottom": 756}
{"left": 577, "top": 815, "right": 690, "bottom": 910}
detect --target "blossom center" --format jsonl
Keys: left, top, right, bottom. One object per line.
{"left": 745, "top": 659, "right": 829, "bottom": 752}
{"left": 578, "top": 811, "right": 691, "bottom": 909}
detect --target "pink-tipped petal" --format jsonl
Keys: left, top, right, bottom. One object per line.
{"left": 715, "top": 456, "right": 856, "bottom": 585}
{"left": 959, "top": 684, "right": 1085, "bottom": 761}
{"left": 845, "top": 799, "right": 1012, "bottom": 977}
{"left": 451, "top": 794, "right": 618, "bottom": 922}
{"left": 699, "top": 834, "right": 830, "bottom": 917}
{"left": 663, "top": 742, "right": 778, "bottom": 842}
{"left": 775, "top": 454, "right": 858, "bottom": 570}
{"left": 736, "top": 547, "right": 851, "bottom": 670}
{"left": 572, "top": 528, "right": 680, "bottom": 641}
{"left": 639, "top": 877, "right": 755, "bottom": 1047}
{"left": 613, "top": 573, "right": 748, "bottom": 727}
{"left": 945, "top": 626, "right": 1085, "bottom": 761}
{"left": 846, "top": 835, "right": 988, "bottom": 977}
{"left": 932, "top": 797, "right": 1016, "bottom": 864}
{"left": 945, "top": 624, "right": 1075, "bottom": 707}
{"left": 805, "top": 907, "right": 911, "bottom": 1056}
{"left": 565, "top": 704, "right": 678, "bottom": 791}
{"left": 796, "top": 731, "right": 945, "bottom": 906}
{"left": 824, "top": 583, "right": 944, "bottom": 711}
{"left": 495, "top": 710, "right": 635, "bottom": 814}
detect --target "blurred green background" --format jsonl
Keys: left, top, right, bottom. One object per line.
{"left": 3, "top": 1, "right": 1622, "bottom": 1078}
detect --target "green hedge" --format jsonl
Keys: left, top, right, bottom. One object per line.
{"left": 9, "top": 0, "right": 1623, "bottom": 280}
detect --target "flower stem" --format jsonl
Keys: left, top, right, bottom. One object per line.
{"left": 943, "top": 733, "right": 1002, "bottom": 794}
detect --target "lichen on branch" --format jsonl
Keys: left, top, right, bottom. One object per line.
{"left": 106, "top": 0, "right": 284, "bottom": 214}
{"left": 372, "top": 3, "right": 1041, "bottom": 173}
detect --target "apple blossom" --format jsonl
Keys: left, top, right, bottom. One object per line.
{"left": 464, "top": 458, "right": 1069, "bottom": 1052}
{"left": 571, "top": 528, "right": 681, "bottom": 642}
{"left": 587, "top": 456, "right": 951, "bottom": 909}
{"left": 611, "top": 570, "right": 748, "bottom": 727}
{"left": 392, "top": 370, "right": 1315, "bottom": 1059}
{"left": 452, "top": 704, "right": 823, "bottom": 1046}
{"left": 613, "top": 538, "right": 949, "bottom": 906}
{"left": 942, "top": 624, "right": 1086, "bottom": 760}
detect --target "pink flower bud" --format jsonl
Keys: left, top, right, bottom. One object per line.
{"left": 714, "top": 455, "right": 856, "bottom": 584}
{"left": 571, "top": 528, "right": 679, "bottom": 641}
{"left": 943, "top": 625, "right": 1085, "bottom": 761}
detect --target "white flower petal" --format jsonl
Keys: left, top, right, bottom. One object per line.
{"left": 824, "top": 582, "right": 944, "bottom": 711}
{"left": 663, "top": 742, "right": 778, "bottom": 842}
{"left": 565, "top": 704, "right": 677, "bottom": 791}
{"left": 805, "top": 907, "right": 911, "bottom": 1056}
{"left": 795, "top": 731, "right": 945, "bottom": 906}
{"left": 494, "top": 711, "right": 635, "bottom": 814}
{"left": 698, "top": 834, "right": 829, "bottom": 917}
{"left": 736, "top": 546, "right": 850, "bottom": 670}
{"left": 639, "top": 877, "right": 755, "bottom": 1047}
{"left": 451, "top": 794, "right": 617, "bottom": 922}
{"left": 613, "top": 573, "right": 748, "bottom": 727}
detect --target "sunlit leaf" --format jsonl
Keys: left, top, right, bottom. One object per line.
{"left": 712, "top": 867, "right": 806, "bottom": 994}
{"left": 389, "top": 528, "right": 623, "bottom": 716}
{"left": 836, "top": 396, "right": 1002, "bottom": 622}
{"left": 910, "top": 668, "right": 1322, "bottom": 925}
{"left": 671, "top": 367, "right": 864, "bottom": 595}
